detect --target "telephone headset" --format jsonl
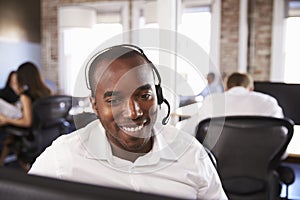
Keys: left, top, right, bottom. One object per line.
{"left": 85, "top": 44, "right": 170, "bottom": 125}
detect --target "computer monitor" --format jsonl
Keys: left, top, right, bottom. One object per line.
{"left": 254, "top": 81, "right": 300, "bottom": 125}
{"left": 0, "top": 167, "right": 181, "bottom": 200}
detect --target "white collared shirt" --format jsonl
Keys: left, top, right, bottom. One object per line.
{"left": 177, "top": 87, "right": 284, "bottom": 136}
{"left": 29, "top": 120, "right": 227, "bottom": 200}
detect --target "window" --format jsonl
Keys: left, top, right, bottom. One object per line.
{"left": 58, "top": 3, "right": 127, "bottom": 95}
{"left": 60, "top": 24, "right": 122, "bottom": 95}
{"left": 179, "top": 6, "right": 211, "bottom": 54}
{"left": 177, "top": 5, "right": 211, "bottom": 95}
{"left": 284, "top": 1, "right": 300, "bottom": 83}
{"left": 135, "top": 1, "right": 215, "bottom": 95}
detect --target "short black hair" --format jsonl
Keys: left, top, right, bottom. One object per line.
{"left": 226, "top": 72, "right": 252, "bottom": 89}
{"left": 88, "top": 46, "right": 150, "bottom": 97}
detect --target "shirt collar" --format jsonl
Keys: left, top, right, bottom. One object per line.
{"left": 80, "top": 120, "right": 178, "bottom": 163}
{"left": 227, "top": 86, "right": 249, "bottom": 94}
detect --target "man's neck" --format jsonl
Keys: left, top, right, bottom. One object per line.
{"left": 109, "top": 138, "right": 153, "bottom": 163}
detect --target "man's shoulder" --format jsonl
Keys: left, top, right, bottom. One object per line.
{"left": 227, "top": 88, "right": 278, "bottom": 103}
{"left": 161, "top": 124, "right": 196, "bottom": 141}
{"left": 250, "top": 91, "right": 279, "bottom": 103}
{"left": 52, "top": 120, "right": 100, "bottom": 147}
{"left": 160, "top": 125, "right": 203, "bottom": 153}
{"left": 203, "top": 92, "right": 225, "bottom": 102}
{"left": 50, "top": 129, "right": 79, "bottom": 148}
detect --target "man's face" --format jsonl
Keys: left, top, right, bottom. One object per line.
{"left": 91, "top": 55, "right": 158, "bottom": 153}
{"left": 207, "top": 74, "right": 214, "bottom": 84}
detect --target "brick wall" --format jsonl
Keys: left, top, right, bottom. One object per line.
{"left": 247, "top": 0, "right": 273, "bottom": 81}
{"left": 220, "top": 0, "right": 274, "bottom": 80}
{"left": 41, "top": 0, "right": 58, "bottom": 93}
{"left": 220, "top": 0, "right": 240, "bottom": 78}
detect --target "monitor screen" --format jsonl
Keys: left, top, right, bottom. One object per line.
{"left": 254, "top": 81, "right": 300, "bottom": 125}
{"left": 0, "top": 167, "right": 181, "bottom": 200}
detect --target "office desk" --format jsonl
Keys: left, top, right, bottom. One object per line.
{"left": 286, "top": 125, "right": 300, "bottom": 163}
{"left": 173, "top": 102, "right": 203, "bottom": 119}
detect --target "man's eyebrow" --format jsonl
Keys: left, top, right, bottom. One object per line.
{"left": 103, "top": 84, "right": 152, "bottom": 98}
{"left": 137, "top": 84, "right": 152, "bottom": 91}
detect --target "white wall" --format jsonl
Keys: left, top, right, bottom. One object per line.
{"left": 0, "top": 41, "right": 41, "bottom": 87}
{"left": 270, "top": 0, "right": 285, "bottom": 82}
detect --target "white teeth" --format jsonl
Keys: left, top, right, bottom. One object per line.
{"left": 122, "top": 124, "right": 143, "bottom": 132}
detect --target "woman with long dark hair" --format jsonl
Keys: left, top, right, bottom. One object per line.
{"left": 0, "top": 62, "right": 52, "bottom": 171}
{"left": 0, "top": 71, "right": 19, "bottom": 103}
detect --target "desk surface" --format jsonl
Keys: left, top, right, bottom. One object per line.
{"left": 173, "top": 102, "right": 203, "bottom": 118}
{"left": 287, "top": 125, "right": 300, "bottom": 160}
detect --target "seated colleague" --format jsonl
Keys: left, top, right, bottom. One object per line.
{"left": 0, "top": 71, "right": 19, "bottom": 104}
{"left": 177, "top": 72, "right": 283, "bottom": 136}
{"left": 0, "top": 62, "right": 52, "bottom": 171}
{"left": 0, "top": 71, "right": 22, "bottom": 119}
{"left": 28, "top": 45, "right": 227, "bottom": 200}
{"left": 0, "top": 98, "right": 22, "bottom": 119}
{"left": 0, "top": 71, "right": 19, "bottom": 160}
{"left": 199, "top": 72, "right": 224, "bottom": 97}
{"left": 207, "top": 72, "right": 224, "bottom": 94}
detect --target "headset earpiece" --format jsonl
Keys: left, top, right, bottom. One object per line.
{"left": 155, "top": 84, "right": 170, "bottom": 125}
{"left": 155, "top": 84, "right": 164, "bottom": 105}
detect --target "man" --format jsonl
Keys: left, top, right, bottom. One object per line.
{"left": 28, "top": 45, "right": 227, "bottom": 199}
{"left": 177, "top": 72, "right": 283, "bottom": 136}
{"left": 200, "top": 72, "right": 224, "bottom": 97}
{"left": 206, "top": 72, "right": 224, "bottom": 94}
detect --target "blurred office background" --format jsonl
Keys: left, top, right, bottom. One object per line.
{"left": 1, "top": 0, "right": 300, "bottom": 96}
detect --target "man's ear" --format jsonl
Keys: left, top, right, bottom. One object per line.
{"left": 89, "top": 96, "right": 98, "bottom": 114}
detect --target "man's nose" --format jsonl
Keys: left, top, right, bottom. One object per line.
{"left": 123, "top": 98, "right": 143, "bottom": 119}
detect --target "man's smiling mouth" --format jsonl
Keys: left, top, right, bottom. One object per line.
{"left": 121, "top": 124, "right": 144, "bottom": 132}
{"left": 119, "top": 120, "right": 149, "bottom": 133}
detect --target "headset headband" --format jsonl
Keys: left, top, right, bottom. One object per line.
{"left": 85, "top": 44, "right": 161, "bottom": 91}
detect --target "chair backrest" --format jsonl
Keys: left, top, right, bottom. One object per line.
{"left": 67, "top": 96, "right": 98, "bottom": 130}
{"left": 32, "top": 95, "right": 73, "bottom": 154}
{"left": 5, "top": 95, "right": 73, "bottom": 164}
{"left": 32, "top": 95, "right": 72, "bottom": 128}
{"left": 196, "top": 116, "right": 294, "bottom": 200}
{"left": 71, "top": 112, "right": 98, "bottom": 130}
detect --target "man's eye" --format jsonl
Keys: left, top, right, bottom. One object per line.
{"left": 140, "top": 93, "right": 152, "bottom": 100}
{"left": 106, "top": 98, "right": 121, "bottom": 105}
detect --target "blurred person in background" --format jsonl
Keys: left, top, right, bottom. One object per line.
{"left": 177, "top": 72, "right": 283, "bottom": 136}
{"left": 0, "top": 71, "right": 20, "bottom": 159}
{"left": 199, "top": 72, "right": 224, "bottom": 98}
{"left": 0, "top": 62, "right": 52, "bottom": 171}
{"left": 0, "top": 71, "right": 19, "bottom": 104}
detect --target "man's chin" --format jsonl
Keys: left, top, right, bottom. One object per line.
{"left": 121, "top": 138, "right": 151, "bottom": 153}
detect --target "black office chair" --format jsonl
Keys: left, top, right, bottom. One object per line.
{"left": 196, "top": 116, "right": 294, "bottom": 200}
{"left": 67, "top": 96, "right": 98, "bottom": 130}
{"left": 6, "top": 95, "right": 73, "bottom": 164}
{"left": 31, "top": 95, "right": 73, "bottom": 153}
{"left": 70, "top": 112, "right": 98, "bottom": 130}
